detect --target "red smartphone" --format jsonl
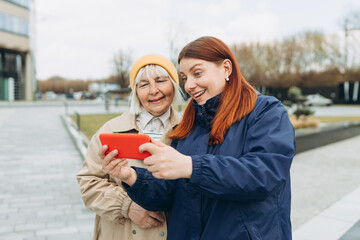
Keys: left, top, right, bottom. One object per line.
{"left": 99, "top": 133, "right": 152, "bottom": 160}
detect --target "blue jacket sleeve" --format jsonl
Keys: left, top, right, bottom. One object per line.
{"left": 187, "top": 98, "right": 296, "bottom": 202}
{"left": 122, "top": 167, "right": 177, "bottom": 211}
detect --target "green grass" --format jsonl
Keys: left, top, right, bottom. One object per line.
{"left": 289, "top": 104, "right": 360, "bottom": 125}
{"left": 70, "top": 113, "right": 120, "bottom": 139}
{"left": 69, "top": 103, "right": 188, "bottom": 139}
{"left": 313, "top": 116, "right": 360, "bottom": 124}
{"left": 333, "top": 104, "right": 360, "bottom": 107}
{"left": 73, "top": 112, "right": 360, "bottom": 139}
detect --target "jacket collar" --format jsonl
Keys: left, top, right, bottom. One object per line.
{"left": 193, "top": 93, "right": 221, "bottom": 128}
{"left": 109, "top": 107, "right": 181, "bottom": 134}
{"left": 110, "top": 111, "right": 138, "bottom": 133}
{"left": 168, "top": 107, "right": 182, "bottom": 130}
{"left": 137, "top": 107, "right": 171, "bottom": 131}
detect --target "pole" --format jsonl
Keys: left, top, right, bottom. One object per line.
{"left": 75, "top": 112, "right": 80, "bottom": 131}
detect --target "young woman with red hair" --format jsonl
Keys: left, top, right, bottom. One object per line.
{"left": 102, "top": 36, "right": 296, "bottom": 239}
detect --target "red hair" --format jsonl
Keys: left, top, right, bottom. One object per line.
{"left": 169, "top": 36, "right": 258, "bottom": 145}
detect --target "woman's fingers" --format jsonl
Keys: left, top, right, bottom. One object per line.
{"left": 142, "top": 216, "right": 163, "bottom": 229}
{"left": 140, "top": 141, "right": 192, "bottom": 179}
{"left": 102, "top": 158, "right": 126, "bottom": 173}
{"left": 101, "top": 149, "right": 127, "bottom": 174}
{"left": 151, "top": 140, "right": 166, "bottom": 147}
{"left": 139, "top": 142, "right": 160, "bottom": 155}
{"left": 98, "top": 145, "right": 108, "bottom": 159}
{"left": 148, "top": 211, "right": 165, "bottom": 223}
{"left": 143, "top": 155, "right": 156, "bottom": 168}
{"left": 102, "top": 149, "right": 118, "bottom": 165}
{"left": 146, "top": 162, "right": 155, "bottom": 171}
{"left": 151, "top": 171, "right": 165, "bottom": 179}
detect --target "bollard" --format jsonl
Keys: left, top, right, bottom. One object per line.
{"left": 75, "top": 112, "right": 80, "bottom": 131}
{"left": 115, "top": 94, "right": 119, "bottom": 107}
{"left": 64, "top": 101, "right": 68, "bottom": 116}
{"left": 105, "top": 92, "right": 110, "bottom": 112}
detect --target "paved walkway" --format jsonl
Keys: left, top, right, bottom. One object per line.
{"left": 292, "top": 135, "right": 360, "bottom": 239}
{"left": 0, "top": 105, "right": 98, "bottom": 239}
{"left": 0, "top": 101, "right": 359, "bottom": 239}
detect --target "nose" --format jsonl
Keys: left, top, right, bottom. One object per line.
{"left": 184, "top": 77, "right": 196, "bottom": 93}
{"left": 149, "top": 82, "right": 159, "bottom": 95}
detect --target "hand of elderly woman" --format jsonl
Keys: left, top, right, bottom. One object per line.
{"left": 139, "top": 141, "right": 193, "bottom": 179}
{"left": 128, "top": 201, "right": 165, "bottom": 229}
{"left": 99, "top": 145, "right": 137, "bottom": 186}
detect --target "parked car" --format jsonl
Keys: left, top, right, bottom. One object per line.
{"left": 304, "top": 93, "right": 332, "bottom": 106}
{"left": 80, "top": 91, "right": 97, "bottom": 100}
{"left": 45, "top": 91, "right": 57, "bottom": 100}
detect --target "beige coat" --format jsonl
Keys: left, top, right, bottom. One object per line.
{"left": 76, "top": 109, "right": 181, "bottom": 240}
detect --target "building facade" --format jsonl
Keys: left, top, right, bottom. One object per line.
{"left": 0, "top": 0, "right": 35, "bottom": 101}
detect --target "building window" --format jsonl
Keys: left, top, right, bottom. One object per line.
{"left": 0, "top": 12, "right": 29, "bottom": 36}
{"left": 4, "top": 52, "right": 17, "bottom": 73}
{"left": 4, "top": 0, "right": 30, "bottom": 9}
{"left": 0, "top": 52, "right": 3, "bottom": 71}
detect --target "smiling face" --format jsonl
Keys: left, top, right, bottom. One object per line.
{"left": 136, "top": 71, "right": 175, "bottom": 117}
{"left": 179, "top": 58, "right": 231, "bottom": 105}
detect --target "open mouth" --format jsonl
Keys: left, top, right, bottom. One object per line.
{"left": 194, "top": 90, "right": 205, "bottom": 98}
{"left": 149, "top": 96, "right": 165, "bottom": 103}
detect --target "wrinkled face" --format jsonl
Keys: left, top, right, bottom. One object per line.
{"left": 136, "top": 71, "right": 175, "bottom": 117}
{"left": 179, "top": 58, "right": 229, "bottom": 105}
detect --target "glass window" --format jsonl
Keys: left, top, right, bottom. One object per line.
{"left": 5, "top": 0, "right": 30, "bottom": 8}
{"left": 0, "top": 13, "right": 4, "bottom": 29}
{"left": 4, "top": 52, "right": 17, "bottom": 73}
{"left": 0, "top": 12, "right": 29, "bottom": 36}
{"left": 0, "top": 52, "right": 3, "bottom": 71}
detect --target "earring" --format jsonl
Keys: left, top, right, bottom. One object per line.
{"left": 225, "top": 77, "right": 230, "bottom": 82}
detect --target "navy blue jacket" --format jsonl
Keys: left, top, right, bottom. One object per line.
{"left": 124, "top": 94, "right": 296, "bottom": 240}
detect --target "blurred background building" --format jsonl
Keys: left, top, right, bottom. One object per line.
{"left": 0, "top": 0, "right": 36, "bottom": 101}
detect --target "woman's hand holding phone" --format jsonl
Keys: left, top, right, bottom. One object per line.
{"left": 139, "top": 141, "right": 193, "bottom": 180}
{"left": 99, "top": 145, "right": 137, "bottom": 186}
{"left": 99, "top": 136, "right": 193, "bottom": 182}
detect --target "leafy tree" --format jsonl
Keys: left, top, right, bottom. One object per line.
{"left": 229, "top": 26, "right": 360, "bottom": 89}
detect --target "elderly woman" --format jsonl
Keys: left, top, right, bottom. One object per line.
{"left": 77, "top": 54, "right": 183, "bottom": 240}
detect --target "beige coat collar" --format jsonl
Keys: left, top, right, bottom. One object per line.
{"left": 106, "top": 107, "right": 181, "bottom": 144}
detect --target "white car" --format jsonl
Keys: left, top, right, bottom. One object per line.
{"left": 304, "top": 94, "right": 332, "bottom": 106}
{"left": 45, "top": 91, "right": 57, "bottom": 100}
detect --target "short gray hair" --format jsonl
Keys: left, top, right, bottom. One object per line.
{"left": 129, "top": 65, "right": 184, "bottom": 115}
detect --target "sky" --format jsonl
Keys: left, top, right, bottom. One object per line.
{"left": 34, "top": 0, "right": 360, "bottom": 80}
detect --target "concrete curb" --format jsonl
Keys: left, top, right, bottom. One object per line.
{"left": 295, "top": 121, "right": 360, "bottom": 137}
{"left": 294, "top": 180, "right": 360, "bottom": 240}
{"left": 295, "top": 121, "right": 360, "bottom": 153}
{"left": 60, "top": 114, "right": 89, "bottom": 160}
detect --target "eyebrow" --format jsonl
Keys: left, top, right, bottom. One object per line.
{"left": 139, "top": 79, "right": 149, "bottom": 82}
{"left": 180, "top": 63, "right": 203, "bottom": 74}
{"left": 139, "top": 76, "right": 167, "bottom": 82}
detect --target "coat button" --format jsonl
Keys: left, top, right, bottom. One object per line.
{"left": 132, "top": 229, "right": 136, "bottom": 235}
{"left": 160, "top": 231, "right": 164, "bottom": 236}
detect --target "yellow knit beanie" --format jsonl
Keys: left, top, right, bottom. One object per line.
{"left": 129, "top": 54, "right": 179, "bottom": 89}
